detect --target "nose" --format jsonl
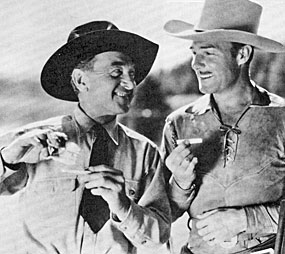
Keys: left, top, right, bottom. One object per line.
{"left": 120, "top": 74, "right": 136, "bottom": 90}
{"left": 191, "top": 54, "right": 205, "bottom": 70}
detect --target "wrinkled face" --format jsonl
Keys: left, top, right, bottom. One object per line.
{"left": 80, "top": 51, "right": 136, "bottom": 117}
{"left": 190, "top": 41, "right": 240, "bottom": 94}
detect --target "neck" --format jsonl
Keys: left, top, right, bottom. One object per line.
{"left": 78, "top": 103, "right": 116, "bottom": 125}
{"left": 93, "top": 115, "right": 116, "bottom": 125}
{"left": 213, "top": 72, "right": 253, "bottom": 114}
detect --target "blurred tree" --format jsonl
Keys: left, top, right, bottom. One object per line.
{"left": 120, "top": 75, "right": 170, "bottom": 144}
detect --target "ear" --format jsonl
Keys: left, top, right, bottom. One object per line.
{"left": 236, "top": 45, "right": 252, "bottom": 66}
{"left": 71, "top": 69, "right": 89, "bottom": 92}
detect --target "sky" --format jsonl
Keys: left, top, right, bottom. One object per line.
{"left": 0, "top": 0, "right": 285, "bottom": 80}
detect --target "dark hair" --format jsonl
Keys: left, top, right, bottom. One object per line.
{"left": 70, "top": 55, "right": 97, "bottom": 95}
{"left": 75, "top": 55, "right": 97, "bottom": 71}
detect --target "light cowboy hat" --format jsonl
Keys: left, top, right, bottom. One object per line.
{"left": 41, "top": 21, "right": 158, "bottom": 101}
{"left": 164, "top": 0, "right": 285, "bottom": 53}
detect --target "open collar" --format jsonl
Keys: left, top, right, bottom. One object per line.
{"left": 185, "top": 81, "right": 272, "bottom": 116}
{"left": 73, "top": 105, "right": 119, "bottom": 146}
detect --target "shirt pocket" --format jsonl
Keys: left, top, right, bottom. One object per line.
{"left": 21, "top": 177, "right": 79, "bottom": 224}
{"left": 125, "top": 179, "right": 140, "bottom": 202}
{"left": 28, "top": 177, "right": 77, "bottom": 194}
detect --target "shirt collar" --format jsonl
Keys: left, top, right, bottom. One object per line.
{"left": 73, "top": 105, "right": 119, "bottom": 146}
{"left": 185, "top": 94, "right": 212, "bottom": 115}
{"left": 185, "top": 81, "right": 271, "bottom": 115}
{"left": 249, "top": 81, "right": 270, "bottom": 106}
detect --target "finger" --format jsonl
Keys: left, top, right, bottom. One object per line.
{"left": 22, "top": 129, "right": 65, "bottom": 148}
{"left": 82, "top": 172, "right": 124, "bottom": 186}
{"left": 179, "top": 157, "right": 191, "bottom": 169}
{"left": 29, "top": 129, "right": 51, "bottom": 139}
{"left": 198, "top": 225, "right": 212, "bottom": 236}
{"left": 18, "top": 131, "right": 47, "bottom": 147}
{"left": 51, "top": 131, "right": 68, "bottom": 141}
{"left": 207, "top": 237, "right": 220, "bottom": 246}
{"left": 179, "top": 147, "right": 192, "bottom": 160}
{"left": 26, "top": 130, "right": 51, "bottom": 147}
{"left": 196, "top": 217, "right": 215, "bottom": 229}
{"left": 196, "top": 209, "right": 218, "bottom": 220}
{"left": 82, "top": 170, "right": 124, "bottom": 185}
{"left": 88, "top": 165, "right": 122, "bottom": 175}
{"left": 167, "top": 147, "right": 192, "bottom": 168}
{"left": 47, "top": 131, "right": 68, "bottom": 148}
{"left": 185, "top": 157, "right": 198, "bottom": 178}
{"left": 86, "top": 177, "right": 124, "bottom": 192}
{"left": 29, "top": 136, "right": 45, "bottom": 147}
{"left": 173, "top": 140, "right": 191, "bottom": 154}
{"left": 90, "top": 187, "right": 113, "bottom": 197}
{"left": 202, "top": 231, "right": 218, "bottom": 242}
{"left": 185, "top": 153, "right": 194, "bottom": 162}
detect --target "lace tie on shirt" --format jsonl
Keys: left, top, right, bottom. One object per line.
{"left": 220, "top": 124, "right": 242, "bottom": 167}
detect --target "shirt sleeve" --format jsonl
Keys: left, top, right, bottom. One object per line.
{"left": 243, "top": 202, "right": 279, "bottom": 235}
{"left": 0, "top": 152, "right": 28, "bottom": 195}
{"left": 160, "top": 119, "right": 196, "bottom": 221}
{"left": 0, "top": 135, "right": 29, "bottom": 196}
{"left": 111, "top": 145, "right": 171, "bottom": 249}
{"left": 168, "top": 176, "right": 196, "bottom": 221}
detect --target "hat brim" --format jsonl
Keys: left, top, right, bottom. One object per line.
{"left": 164, "top": 20, "right": 285, "bottom": 53}
{"left": 41, "top": 30, "right": 158, "bottom": 101}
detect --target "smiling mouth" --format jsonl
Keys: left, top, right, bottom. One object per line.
{"left": 113, "top": 91, "right": 133, "bottom": 102}
{"left": 114, "top": 91, "right": 129, "bottom": 97}
{"left": 197, "top": 71, "right": 213, "bottom": 80}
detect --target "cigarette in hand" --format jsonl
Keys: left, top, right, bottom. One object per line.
{"left": 177, "top": 138, "right": 203, "bottom": 145}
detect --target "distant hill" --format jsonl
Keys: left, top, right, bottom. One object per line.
{"left": 0, "top": 78, "right": 75, "bottom": 133}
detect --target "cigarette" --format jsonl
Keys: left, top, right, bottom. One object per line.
{"left": 60, "top": 169, "right": 90, "bottom": 175}
{"left": 177, "top": 138, "right": 203, "bottom": 145}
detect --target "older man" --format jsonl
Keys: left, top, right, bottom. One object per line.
{"left": 162, "top": 0, "right": 285, "bottom": 253}
{"left": 0, "top": 21, "right": 170, "bottom": 254}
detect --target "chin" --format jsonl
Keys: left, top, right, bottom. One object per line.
{"left": 199, "top": 86, "right": 212, "bottom": 94}
{"left": 199, "top": 81, "right": 218, "bottom": 94}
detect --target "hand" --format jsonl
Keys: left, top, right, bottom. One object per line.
{"left": 165, "top": 140, "right": 197, "bottom": 189}
{"left": 1, "top": 129, "right": 68, "bottom": 164}
{"left": 79, "top": 165, "right": 131, "bottom": 221}
{"left": 196, "top": 208, "right": 247, "bottom": 246}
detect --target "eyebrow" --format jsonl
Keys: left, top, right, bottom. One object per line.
{"left": 190, "top": 44, "right": 216, "bottom": 50}
{"left": 111, "top": 61, "right": 135, "bottom": 69}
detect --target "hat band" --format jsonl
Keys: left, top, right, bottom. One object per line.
{"left": 194, "top": 24, "right": 257, "bottom": 34}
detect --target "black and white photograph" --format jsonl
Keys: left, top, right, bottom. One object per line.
{"left": 1, "top": 0, "right": 285, "bottom": 253}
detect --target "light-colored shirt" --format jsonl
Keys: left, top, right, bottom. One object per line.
{"left": 161, "top": 83, "right": 285, "bottom": 254}
{"left": 0, "top": 106, "right": 171, "bottom": 254}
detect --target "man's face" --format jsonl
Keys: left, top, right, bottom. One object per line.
{"left": 190, "top": 41, "right": 240, "bottom": 94}
{"left": 80, "top": 51, "right": 136, "bottom": 118}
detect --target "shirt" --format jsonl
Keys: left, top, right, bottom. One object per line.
{"left": 161, "top": 83, "right": 285, "bottom": 254}
{"left": 0, "top": 106, "right": 171, "bottom": 254}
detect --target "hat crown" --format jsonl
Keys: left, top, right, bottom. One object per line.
{"left": 196, "top": 0, "right": 262, "bottom": 34}
{"left": 67, "top": 21, "right": 118, "bottom": 42}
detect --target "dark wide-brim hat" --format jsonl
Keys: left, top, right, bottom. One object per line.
{"left": 164, "top": 0, "right": 285, "bottom": 53}
{"left": 41, "top": 21, "right": 159, "bottom": 101}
